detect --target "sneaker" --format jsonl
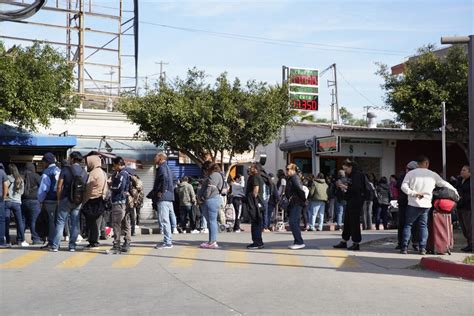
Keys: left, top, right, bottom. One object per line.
{"left": 419, "top": 248, "right": 427, "bottom": 255}
{"left": 190, "top": 229, "right": 200, "bottom": 234}
{"left": 5, "top": 243, "right": 12, "bottom": 249}
{"left": 263, "top": 228, "right": 271, "bottom": 233}
{"left": 316, "top": 228, "right": 322, "bottom": 232}
{"left": 172, "top": 228, "right": 179, "bottom": 234}
{"left": 69, "top": 248, "right": 76, "bottom": 252}
{"left": 201, "top": 228, "right": 209, "bottom": 234}
{"left": 86, "top": 244, "right": 100, "bottom": 250}
{"left": 76, "top": 235, "right": 84, "bottom": 243}
{"left": 20, "top": 241, "right": 29, "bottom": 247}
{"left": 155, "top": 243, "right": 173, "bottom": 249}
{"left": 121, "top": 242, "right": 130, "bottom": 253}
{"left": 200, "top": 242, "right": 209, "bottom": 248}
{"left": 333, "top": 241, "right": 347, "bottom": 249}
{"left": 63, "top": 236, "right": 69, "bottom": 242}
{"left": 400, "top": 248, "right": 408, "bottom": 254}
{"left": 247, "top": 243, "right": 264, "bottom": 249}
{"left": 201, "top": 242, "right": 219, "bottom": 249}
{"left": 461, "top": 245, "right": 472, "bottom": 252}
{"left": 395, "top": 245, "right": 402, "bottom": 250}
{"left": 412, "top": 244, "right": 419, "bottom": 252}
{"left": 234, "top": 229, "right": 241, "bottom": 233}
{"left": 49, "top": 248, "right": 58, "bottom": 252}
{"left": 348, "top": 243, "right": 360, "bottom": 251}
{"left": 288, "top": 244, "right": 305, "bottom": 250}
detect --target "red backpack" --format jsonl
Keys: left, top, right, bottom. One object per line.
{"left": 433, "top": 199, "right": 456, "bottom": 213}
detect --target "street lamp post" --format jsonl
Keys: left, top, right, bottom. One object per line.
{"left": 440, "top": 35, "right": 473, "bottom": 250}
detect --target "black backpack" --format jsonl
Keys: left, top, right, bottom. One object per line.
{"left": 68, "top": 166, "right": 85, "bottom": 204}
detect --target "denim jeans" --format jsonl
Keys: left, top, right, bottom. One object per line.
{"left": 52, "top": 198, "right": 81, "bottom": 250}
{"left": 376, "top": 204, "right": 389, "bottom": 230}
{"left": 0, "top": 200, "right": 5, "bottom": 245}
{"left": 201, "top": 195, "right": 221, "bottom": 243}
{"left": 334, "top": 200, "right": 346, "bottom": 228}
{"left": 308, "top": 201, "right": 326, "bottom": 230}
{"left": 264, "top": 202, "right": 275, "bottom": 229}
{"left": 5, "top": 201, "right": 25, "bottom": 243}
{"left": 157, "top": 201, "right": 174, "bottom": 245}
{"left": 289, "top": 204, "right": 304, "bottom": 245}
{"left": 402, "top": 205, "right": 430, "bottom": 249}
{"left": 159, "top": 205, "right": 177, "bottom": 232}
{"left": 22, "top": 199, "right": 41, "bottom": 243}
{"left": 43, "top": 201, "right": 57, "bottom": 245}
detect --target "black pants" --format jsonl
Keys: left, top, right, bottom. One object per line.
{"left": 86, "top": 214, "right": 103, "bottom": 246}
{"left": 179, "top": 205, "right": 195, "bottom": 231}
{"left": 251, "top": 217, "right": 263, "bottom": 245}
{"left": 342, "top": 204, "right": 362, "bottom": 243}
{"left": 232, "top": 197, "right": 243, "bottom": 230}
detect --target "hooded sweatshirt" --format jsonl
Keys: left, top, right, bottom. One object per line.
{"left": 309, "top": 178, "right": 329, "bottom": 202}
{"left": 22, "top": 162, "right": 41, "bottom": 200}
{"left": 177, "top": 181, "right": 196, "bottom": 206}
{"left": 83, "top": 155, "right": 108, "bottom": 204}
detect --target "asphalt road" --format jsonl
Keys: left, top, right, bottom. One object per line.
{"left": 1, "top": 229, "right": 472, "bottom": 315}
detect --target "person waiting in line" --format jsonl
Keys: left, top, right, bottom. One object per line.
{"left": 389, "top": 175, "right": 399, "bottom": 201}
{"left": 334, "top": 170, "right": 348, "bottom": 231}
{"left": 21, "top": 162, "right": 42, "bottom": 245}
{"left": 400, "top": 155, "right": 459, "bottom": 255}
{"left": 230, "top": 174, "right": 245, "bottom": 233}
{"left": 333, "top": 159, "right": 365, "bottom": 251}
{"left": 152, "top": 152, "right": 176, "bottom": 249}
{"left": 50, "top": 152, "right": 88, "bottom": 252}
{"left": 198, "top": 161, "right": 224, "bottom": 249}
{"left": 308, "top": 172, "right": 329, "bottom": 231}
{"left": 0, "top": 163, "right": 8, "bottom": 248}
{"left": 177, "top": 176, "right": 197, "bottom": 233}
{"left": 245, "top": 164, "right": 265, "bottom": 249}
{"left": 375, "top": 176, "right": 391, "bottom": 230}
{"left": 5, "top": 164, "right": 26, "bottom": 247}
{"left": 362, "top": 173, "right": 376, "bottom": 230}
{"left": 285, "top": 163, "right": 307, "bottom": 250}
{"left": 456, "top": 165, "right": 472, "bottom": 252}
{"left": 82, "top": 155, "right": 108, "bottom": 249}
{"left": 37, "top": 153, "right": 61, "bottom": 249}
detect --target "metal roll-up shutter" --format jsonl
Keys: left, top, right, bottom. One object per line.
{"left": 134, "top": 163, "right": 156, "bottom": 220}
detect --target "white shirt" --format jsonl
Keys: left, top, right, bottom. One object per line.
{"left": 231, "top": 181, "right": 245, "bottom": 197}
{"left": 401, "top": 168, "right": 459, "bottom": 208}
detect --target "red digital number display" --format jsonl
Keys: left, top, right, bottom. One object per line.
{"left": 290, "top": 75, "right": 318, "bottom": 86}
{"left": 291, "top": 99, "right": 318, "bottom": 111}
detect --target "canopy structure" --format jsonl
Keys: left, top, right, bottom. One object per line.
{"left": 0, "top": 124, "right": 77, "bottom": 148}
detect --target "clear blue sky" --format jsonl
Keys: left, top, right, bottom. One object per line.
{"left": 1, "top": 0, "right": 473, "bottom": 121}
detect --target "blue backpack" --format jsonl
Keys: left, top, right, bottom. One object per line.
{"left": 45, "top": 172, "right": 58, "bottom": 201}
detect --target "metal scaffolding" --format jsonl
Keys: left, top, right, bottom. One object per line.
{"left": 0, "top": 0, "right": 138, "bottom": 110}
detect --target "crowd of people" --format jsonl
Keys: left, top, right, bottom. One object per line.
{"left": 0, "top": 152, "right": 470, "bottom": 255}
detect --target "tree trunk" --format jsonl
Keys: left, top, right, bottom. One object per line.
{"left": 220, "top": 150, "right": 224, "bottom": 172}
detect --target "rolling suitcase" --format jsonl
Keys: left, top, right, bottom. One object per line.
{"left": 427, "top": 210, "right": 454, "bottom": 255}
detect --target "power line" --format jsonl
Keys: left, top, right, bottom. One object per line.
{"left": 336, "top": 69, "right": 383, "bottom": 109}
{"left": 139, "top": 21, "right": 409, "bottom": 56}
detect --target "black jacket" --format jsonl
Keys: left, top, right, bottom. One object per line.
{"left": 22, "top": 162, "right": 41, "bottom": 200}
{"left": 346, "top": 168, "right": 365, "bottom": 208}
{"left": 397, "top": 171, "right": 409, "bottom": 208}
{"left": 285, "top": 174, "right": 306, "bottom": 207}
{"left": 456, "top": 177, "right": 471, "bottom": 211}
{"left": 376, "top": 183, "right": 391, "bottom": 206}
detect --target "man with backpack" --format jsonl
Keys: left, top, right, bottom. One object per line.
{"left": 124, "top": 164, "right": 144, "bottom": 236}
{"left": 37, "top": 152, "right": 61, "bottom": 250}
{"left": 50, "top": 152, "right": 87, "bottom": 252}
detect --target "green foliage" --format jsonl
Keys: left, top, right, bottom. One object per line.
{"left": 120, "top": 68, "right": 292, "bottom": 166}
{"left": 339, "top": 106, "right": 366, "bottom": 126}
{"left": 377, "top": 45, "right": 468, "bottom": 154}
{"left": 0, "top": 42, "right": 79, "bottom": 131}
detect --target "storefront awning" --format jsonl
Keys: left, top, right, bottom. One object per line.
{"left": 75, "top": 138, "right": 159, "bottom": 162}
{"left": 279, "top": 139, "right": 313, "bottom": 152}
{"left": 0, "top": 124, "right": 76, "bottom": 147}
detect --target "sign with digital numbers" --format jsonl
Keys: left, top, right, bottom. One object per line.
{"left": 287, "top": 67, "right": 319, "bottom": 111}
{"left": 316, "top": 136, "right": 339, "bottom": 153}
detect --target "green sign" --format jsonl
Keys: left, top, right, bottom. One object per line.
{"left": 289, "top": 86, "right": 319, "bottom": 94}
{"left": 286, "top": 66, "right": 319, "bottom": 111}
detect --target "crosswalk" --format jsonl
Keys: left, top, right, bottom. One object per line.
{"left": 0, "top": 246, "right": 361, "bottom": 270}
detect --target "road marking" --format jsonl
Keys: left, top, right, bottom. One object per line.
{"left": 169, "top": 247, "right": 199, "bottom": 268}
{"left": 275, "top": 249, "right": 303, "bottom": 268}
{"left": 225, "top": 250, "right": 248, "bottom": 268}
{"left": 112, "top": 247, "right": 152, "bottom": 268}
{"left": 0, "top": 251, "right": 47, "bottom": 269}
{"left": 56, "top": 246, "right": 107, "bottom": 269}
{"left": 320, "top": 249, "right": 359, "bottom": 268}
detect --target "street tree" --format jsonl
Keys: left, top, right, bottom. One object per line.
{"left": 377, "top": 44, "right": 468, "bottom": 157}
{"left": 339, "top": 106, "right": 366, "bottom": 126}
{"left": 120, "top": 68, "right": 292, "bottom": 167}
{"left": 0, "top": 42, "right": 78, "bottom": 131}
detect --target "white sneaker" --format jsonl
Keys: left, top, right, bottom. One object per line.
{"left": 63, "top": 236, "right": 69, "bottom": 242}
{"left": 172, "top": 228, "right": 179, "bottom": 234}
{"left": 190, "top": 230, "right": 200, "bottom": 234}
{"left": 20, "top": 241, "right": 29, "bottom": 247}
{"left": 201, "top": 228, "right": 209, "bottom": 234}
{"left": 288, "top": 244, "right": 306, "bottom": 250}
{"left": 76, "top": 235, "right": 83, "bottom": 243}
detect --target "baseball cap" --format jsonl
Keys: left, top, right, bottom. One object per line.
{"left": 42, "top": 152, "right": 56, "bottom": 164}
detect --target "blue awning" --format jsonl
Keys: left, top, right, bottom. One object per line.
{"left": 0, "top": 124, "right": 77, "bottom": 147}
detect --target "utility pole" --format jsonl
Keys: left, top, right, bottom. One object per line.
{"left": 77, "top": 0, "right": 85, "bottom": 109}
{"left": 323, "top": 63, "right": 340, "bottom": 125}
{"left": 155, "top": 61, "right": 169, "bottom": 82}
{"left": 440, "top": 35, "right": 473, "bottom": 250}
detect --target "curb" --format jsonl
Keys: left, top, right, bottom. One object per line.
{"left": 420, "top": 257, "right": 474, "bottom": 281}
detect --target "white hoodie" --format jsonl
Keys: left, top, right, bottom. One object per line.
{"left": 401, "top": 168, "right": 459, "bottom": 208}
